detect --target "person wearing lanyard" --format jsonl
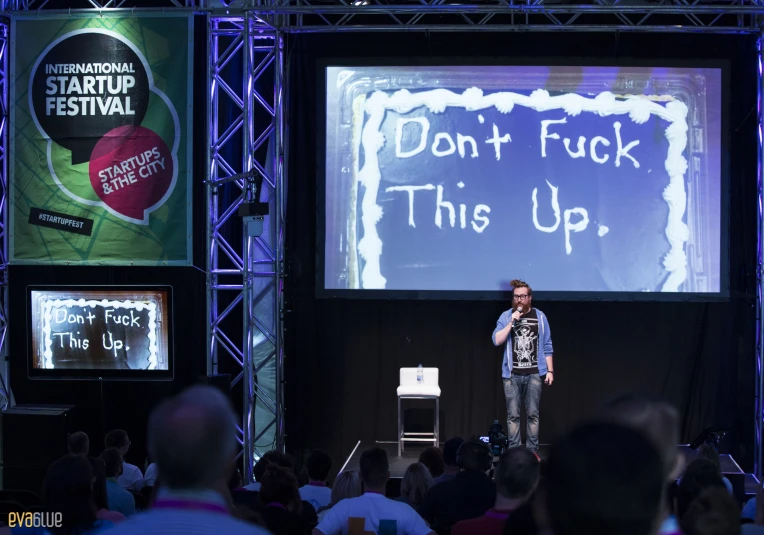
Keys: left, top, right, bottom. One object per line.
{"left": 451, "top": 447, "right": 540, "bottom": 535}
{"left": 259, "top": 465, "right": 313, "bottom": 535}
{"left": 314, "top": 448, "right": 435, "bottom": 535}
{"left": 299, "top": 450, "right": 333, "bottom": 511}
{"left": 98, "top": 385, "right": 270, "bottom": 535}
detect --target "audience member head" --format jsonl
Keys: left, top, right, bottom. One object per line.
{"left": 148, "top": 384, "right": 237, "bottom": 490}
{"left": 456, "top": 440, "right": 493, "bottom": 473}
{"left": 87, "top": 457, "right": 109, "bottom": 512}
{"left": 253, "top": 457, "right": 270, "bottom": 483}
{"left": 442, "top": 437, "right": 464, "bottom": 471}
{"left": 676, "top": 459, "right": 726, "bottom": 520}
{"left": 697, "top": 443, "right": 722, "bottom": 473}
{"left": 67, "top": 432, "right": 89, "bottom": 457}
{"left": 104, "top": 429, "right": 131, "bottom": 458}
{"left": 254, "top": 450, "right": 294, "bottom": 482}
{"left": 418, "top": 447, "right": 444, "bottom": 478}
{"left": 679, "top": 487, "right": 740, "bottom": 535}
{"left": 496, "top": 447, "right": 540, "bottom": 502}
{"left": 43, "top": 455, "right": 97, "bottom": 535}
{"left": 99, "top": 448, "right": 124, "bottom": 479}
{"left": 331, "top": 470, "right": 363, "bottom": 505}
{"left": 599, "top": 393, "right": 683, "bottom": 481}
{"left": 541, "top": 422, "right": 664, "bottom": 535}
{"left": 400, "top": 462, "right": 434, "bottom": 509}
{"left": 259, "top": 464, "right": 302, "bottom": 514}
{"left": 263, "top": 450, "right": 294, "bottom": 469}
{"left": 306, "top": 450, "right": 332, "bottom": 483}
{"left": 359, "top": 447, "right": 390, "bottom": 491}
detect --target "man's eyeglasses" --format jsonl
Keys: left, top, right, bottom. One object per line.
{"left": 513, "top": 295, "right": 530, "bottom": 301}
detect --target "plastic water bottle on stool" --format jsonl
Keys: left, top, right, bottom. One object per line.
{"left": 417, "top": 364, "right": 424, "bottom": 384}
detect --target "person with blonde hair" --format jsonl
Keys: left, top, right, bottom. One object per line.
{"left": 316, "top": 470, "right": 363, "bottom": 520}
{"left": 396, "top": 462, "right": 434, "bottom": 513}
{"left": 492, "top": 278, "right": 554, "bottom": 456}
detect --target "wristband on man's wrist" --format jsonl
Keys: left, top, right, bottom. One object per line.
{"left": 547, "top": 370, "right": 554, "bottom": 374}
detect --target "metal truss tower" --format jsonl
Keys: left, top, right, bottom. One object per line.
{"left": 208, "top": 12, "right": 284, "bottom": 482}
{"left": 757, "top": 31, "right": 764, "bottom": 481}
{"left": 0, "top": 16, "right": 8, "bottom": 413}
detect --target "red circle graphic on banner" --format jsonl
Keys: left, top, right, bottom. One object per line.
{"left": 89, "top": 125, "right": 174, "bottom": 221}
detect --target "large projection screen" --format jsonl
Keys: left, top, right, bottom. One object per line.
{"left": 321, "top": 63, "right": 726, "bottom": 299}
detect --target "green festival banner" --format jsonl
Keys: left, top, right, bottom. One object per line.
{"left": 10, "top": 14, "right": 193, "bottom": 265}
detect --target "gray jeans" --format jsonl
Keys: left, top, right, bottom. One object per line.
{"left": 503, "top": 374, "right": 543, "bottom": 452}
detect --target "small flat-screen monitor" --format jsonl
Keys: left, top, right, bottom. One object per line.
{"left": 28, "top": 286, "right": 174, "bottom": 380}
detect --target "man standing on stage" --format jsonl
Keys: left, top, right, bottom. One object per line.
{"left": 492, "top": 279, "right": 554, "bottom": 456}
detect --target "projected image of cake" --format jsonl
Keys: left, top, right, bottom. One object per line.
{"left": 30, "top": 289, "right": 170, "bottom": 372}
{"left": 41, "top": 298, "right": 159, "bottom": 370}
{"left": 324, "top": 66, "right": 722, "bottom": 294}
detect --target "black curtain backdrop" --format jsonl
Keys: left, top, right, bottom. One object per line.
{"left": 285, "top": 32, "right": 758, "bottom": 473}
{"left": 6, "top": 15, "right": 209, "bottom": 469}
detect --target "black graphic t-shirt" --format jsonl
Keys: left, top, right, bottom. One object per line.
{"left": 511, "top": 309, "right": 539, "bottom": 375}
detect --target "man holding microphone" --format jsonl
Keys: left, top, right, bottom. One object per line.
{"left": 492, "top": 279, "right": 554, "bottom": 457}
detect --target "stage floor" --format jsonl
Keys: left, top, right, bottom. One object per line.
{"left": 339, "top": 441, "right": 761, "bottom": 498}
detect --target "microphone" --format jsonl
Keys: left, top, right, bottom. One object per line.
{"left": 512, "top": 306, "right": 523, "bottom": 327}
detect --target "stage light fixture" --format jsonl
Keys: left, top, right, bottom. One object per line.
{"left": 689, "top": 425, "right": 732, "bottom": 450}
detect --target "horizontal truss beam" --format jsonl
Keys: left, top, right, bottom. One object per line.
{"left": 280, "top": 24, "right": 759, "bottom": 32}
{"left": 4, "top": 4, "right": 764, "bottom": 14}
{"left": 256, "top": 5, "right": 764, "bottom": 14}
{"left": 4, "top": 1, "right": 764, "bottom": 32}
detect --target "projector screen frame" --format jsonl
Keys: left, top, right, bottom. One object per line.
{"left": 316, "top": 57, "right": 731, "bottom": 302}
{"left": 26, "top": 285, "right": 175, "bottom": 381}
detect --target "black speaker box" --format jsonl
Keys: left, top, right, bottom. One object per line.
{"left": 2, "top": 405, "right": 75, "bottom": 493}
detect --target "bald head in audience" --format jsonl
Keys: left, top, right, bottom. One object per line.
{"left": 148, "top": 384, "right": 238, "bottom": 491}
{"left": 599, "top": 393, "right": 683, "bottom": 481}
{"left": 540, "top": 422, "right": 665, "bottom": 535}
